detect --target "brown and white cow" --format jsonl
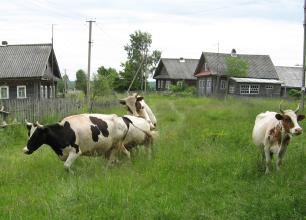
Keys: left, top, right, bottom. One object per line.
{"left": 119, "top": 93, "right": 157, "bottom": 129}
{"left": 23, "top": 114, "right": 137, "bottom": 169}
{"left": 252, "top": 104, "right": 305, "bottom": 174}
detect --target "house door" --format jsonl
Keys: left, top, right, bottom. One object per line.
{"left": 199, "top": 79, "right": 205, "bottom": 96}
{"left": 206, "top": 78, "right": 212, "bottom": 96}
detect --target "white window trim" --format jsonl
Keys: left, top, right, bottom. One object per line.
{"left": 0, "top": 86, "right": 9, "bottom": 99}
{"left": 240, "top": 84, "right": 259, "bottom": 95}
{"left": 17, "top": 85, "right": 27, "bottom": 99}
{"left": 266, "top": 85, "right": 273, "bottom": 89}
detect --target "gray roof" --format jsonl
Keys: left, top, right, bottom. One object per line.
{"left": 153, "top": 58, "right": 198, "bottom": 80}
{"left": 0, "top": 44, "right": 60, "bottom": 79}
{"left": 195, "top": 52, "right": 278, "bottom": 79}
{"left": 275, "top": 66, "right": 303, "bottom": 88}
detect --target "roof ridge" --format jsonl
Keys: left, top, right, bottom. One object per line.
{"left": 2, "top": 43, "right": 52, "bottom": 47}
{"left": 162, "top": 58, "right": 199, "bottom": 60}
{"left": 203, "top": 51, "right": 270, "bottom": 57}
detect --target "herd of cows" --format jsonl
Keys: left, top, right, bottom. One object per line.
{"left": 22, "top": 93, "right": 305, "bottom": 174}
{"left": 23, "top": 93, "right": 157, "bottom": 169}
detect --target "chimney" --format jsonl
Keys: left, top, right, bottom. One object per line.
{"left": 1, "top": 41, "right": 8, "bottom": 46}
{"left": 179, "top": 57, "right": 185, "bottom": 63}
{"left": 231, "top": 48, "right": 237, "bottom": 57}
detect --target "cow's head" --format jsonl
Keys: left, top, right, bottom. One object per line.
{"left": 24, "top": 120, "right": 46, "bottom": 154}
{"left": 119, "top": 93, "right": 143, "bottom": 116}
{"left": 119, "top": 93, "right": 157, "bottom": 129}
{"left": 275, "top": 104, "right": 305, "bottom": 136}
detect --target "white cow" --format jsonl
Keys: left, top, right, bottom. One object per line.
{"left": 252, "top": 104, "right": 305, "bottom": 174}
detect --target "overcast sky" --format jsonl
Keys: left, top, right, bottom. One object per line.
{"left": 0, "top": 0, "right": 303, "bottom": 80}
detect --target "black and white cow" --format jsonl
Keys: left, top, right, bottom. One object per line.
{"left": 24, "top": 114, "right": 137, "bottom": 169}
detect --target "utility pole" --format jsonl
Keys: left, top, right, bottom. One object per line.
{"left": 302, "top": 0, "right": 306, "bottom": 110}
{"left": 51, "top": 24, "right": 55, "bottom": 98}
{"left": 64, "top": 69, "right": 67, "bottom": 94}
{"left": 86, "top": 20, "right": 95, "bottom": 105}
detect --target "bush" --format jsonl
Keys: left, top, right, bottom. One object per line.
{"left": 169, "top": 81, "right": 196, "bottom": 96}
{"left": 288, "top": 89, "right": 301, "bottom": 99}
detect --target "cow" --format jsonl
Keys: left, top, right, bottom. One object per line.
{"left": 119, "top": 93, "right": 157, "bottom": 129}
{"left": 122, "top": 115, "right": 157, "bottom": 158}
{"left": 23, "top": 114, "right": 137, "bottom": 170}
{"left": 252, "top": 104, "right": 305, "bottom": 174}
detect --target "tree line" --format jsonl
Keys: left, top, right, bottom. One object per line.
{"left": 58, "top": 30, "right": 161, "bottom": 97}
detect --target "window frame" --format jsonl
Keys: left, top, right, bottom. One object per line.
{"left": 0, "top": 86, "right": 9, "bottom": 99}
{"left": 240, "top": 84, "right": 259, "bottom": 95}
{"left": 17, "top": 85, "right": 27, "bottom": 99}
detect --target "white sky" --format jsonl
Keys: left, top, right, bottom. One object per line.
{"left": 0, "top": 0, "right": 303, "bottom": 80}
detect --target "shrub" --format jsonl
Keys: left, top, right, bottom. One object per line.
{"left": 288, "top": 89, "right": 301, "bottom": 99}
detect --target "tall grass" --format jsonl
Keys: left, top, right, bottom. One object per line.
{"left": 0, "top": 95, "right": 306, "bottom": 219}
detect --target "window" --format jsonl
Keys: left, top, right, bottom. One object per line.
{"left": 40, "top": 85, "right": 44, "bottom": 98}
{"left": 220, "top": 80, "right": 226, "bottom": 90}
{"left": 44, "top": 86, "right": 48, "bottom": 98}
{"left": 207, "top": 79, "right": 212, "bottom": 88}
{"left": 50, "top": 86, "right": 53, "bottom": 98}
{"left": 229, "top": 85, "right": 235, "bottom": 94}
{"left": 165, "top": 81, "right": 171, "bottom": 90}
{"left": 0, "top": 86, "right": 9, "bottom": 99}
{"left": 17, "top": 85, "right": 26, "bottom": 99}
{"left": 240, "top": 84, "right": 259, "bottom": 95}
{"left": 266, "top": 85, "right": 273, "bottom": 90}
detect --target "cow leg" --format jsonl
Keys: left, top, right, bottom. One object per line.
{"left": 276, "top": 144, "right": 288, "bottom": 171}
{"left": 264, "top": 145, "right": 272, "bottom": 174}
{"left": 107, "top": 147, "right": 119, "bottom": 167}
{"left": 64, "top": 148, "right": 81, "bottom": 170}
{"left": 144, "top": 136, "right": 153, "bottom": 160}
{"left": 120, "top": 144, "right": 131, "bottom": 159}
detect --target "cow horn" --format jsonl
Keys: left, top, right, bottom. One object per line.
{"left": 0, "top": 106, "right": 4, "bottom": 111}
{"left": 279, "top": 102, "right": 285, "bottom": 114}
{"left": 35, "top": 121, "right": 43, "bottom": 128}
{"left": 295, "top": 104, "right": 300, "bottom": 113}
{"left": 25, "top": 119, "right": 32, "bottom": 126}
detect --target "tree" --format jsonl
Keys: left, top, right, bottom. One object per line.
{"left": 226, "top": 57, "right": 249, "bottom": 77}
{"left": 92, "top": 66, "right": 119, "bottom": 98}
{"left": 57, "top": 74, "right": 69, "bottom": 96}
{"left": 118, "top": 30, "right": 161, "bottom": 91}
{"left": 75, "top": 69, "right": 87, "bottom": 95}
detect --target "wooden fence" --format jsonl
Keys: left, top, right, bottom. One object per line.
{"left": 0, "top": 98, "right": 118, "bottom": 123}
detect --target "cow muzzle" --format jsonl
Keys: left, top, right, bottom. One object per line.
{"left": 23, "top": 146, "right": 32, "bottom": 155}
{"left": 294, "top": 128, "right": 303, "bottom": 135}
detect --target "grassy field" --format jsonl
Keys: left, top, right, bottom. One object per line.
{"left": 0, "top": 95, "right": 306, "bottom": 219}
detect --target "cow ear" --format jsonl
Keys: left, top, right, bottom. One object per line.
{"left": 137, "top": 96, "right": 144, "bottom": 102}
{"left": 297, "top": 114, "right": 305, "bottom": 121}
{"left": 119, "top": 99, "right": 126, "bottom": 105}
{"left": 275, "top": 113, "right": 283, "bottom": 120}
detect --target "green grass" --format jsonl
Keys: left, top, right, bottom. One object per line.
{"left": 1, "top": 95, "right": 306, "bottom": 219}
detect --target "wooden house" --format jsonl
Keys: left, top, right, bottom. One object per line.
{"left": 194, "top": 50, "right": 282, "bottom": 97}
{"left": 275, "top": 66, "right": 303, "bottom": 97}
{"left": 153, "top": 58, "right": 198, "bottom": 91}
{"left": 0, "top": 43, "right": 61, "bottom": 100}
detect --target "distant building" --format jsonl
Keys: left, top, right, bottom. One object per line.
{"left": 153, "top": 58, "right": 199, "bottom": 91}
{"left": 0, "top": 43, "right": 61, "bottom": 100}
{"left": 275, "top": 66, "right": 303, "bottom": 96}
{"left": 194, "top": 49, "right": 282, "bottom": 97}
